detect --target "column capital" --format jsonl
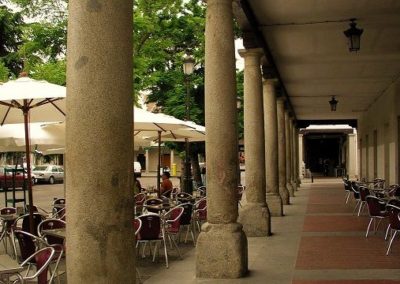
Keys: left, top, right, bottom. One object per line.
{"left": 262, "top": 78, "right": 278, "bottom": 86}
{"left": 238, "top": 48, "right": 264, "bottom": 60}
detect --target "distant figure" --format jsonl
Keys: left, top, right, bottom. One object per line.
{"left": 160, "top": 172, "right": 173, "bottom": 195}
{"left": 323, "top": 159, "right": 329, "bottom": 176}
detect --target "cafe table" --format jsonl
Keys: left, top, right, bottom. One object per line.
{"left": 42, "top": 228, "right": 66, "bottom": 239}
{"left": 0, "top": 254, "right": 23, "bottom": 283}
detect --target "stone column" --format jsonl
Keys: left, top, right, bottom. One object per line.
{"left": 290, "top": 118, "right": 298, "bottom": 191}
{"left": 285, "top": 111, "right": 295, "bottom": 197}
{"left": 237, "top": 48, "right": 270, "bottom": 236}
{"left": 347, "top": 132, "right": 358, "bottom": 179}
{"left": 66, "top": 1, "right": 135, "bottom": 283}
{"left": 277, "top": 98, "right": 290, "bottom": 205}
{"left": 145, "top": 149, "right": 150, "bottom": 173}
{"left": 299, "top": 134, "right": 304, "bottom": 180}
{"left": 196, "top": 0, "right": 248, "bottom": 278}
{"left": 263, "top": 79, "right": 283, "bottom": 216}
{"left": 289, "top": 118, "right": 297, "bottom": 192}
{"left": 296, "top": 129, "right": 302, "bottom": 186}
{"left": 170, "top": 149, "right": 175, "bottom": 173}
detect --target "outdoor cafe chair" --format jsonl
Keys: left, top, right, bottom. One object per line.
{"left": 385, "top": 204, "right": 400, "bottom": 255}
{"left": 387, "top": 199, "right": 400, "bottom": 207}
{"left": 343, "top": 179, "right": 352, "bottom": 204}
{"left": 38, "top": 219, "right": 66, "bottom": 247}
{"left": 53, "top": 207, "right": 66, "bottom": 221}
{"left": 177, "top": 203, "right": 195, "bottom": 246}
{"left": 0, "top": 207, "right": 17, "bottom": 255}
{"left": 16, "top": 246, "right": 56, "bottom": 284}
{"left": 132, "top": 218, "right": 142, "bottom": 284}
{"left": 143, "top": 198, "right": 163, "bottom": 214}
{"left": 351, "top": 182, "right": 361, "bottom": 213}
{"left": 356, "top": 186, "right": 370, "bottom": 216}
{"left": 237, "top": 185, "right": 245, "bottom": 207}
{"left": 13, "top": 229, "right": 63, "bottom": 284}
{"left": 197, "top": 186, "right": 206, "bottom": 198}
{"left": 25, "top": 204, "right": 51, "bottom": 219}
{"left": 13, "top": 213, "right": 46, "bottom": 237}
{"left": 137, "top": 213, "right": 170, "bottom": 268}
{"left": 365, "top": 195, "right": 388, "bottom": 238}
{"left": 134, "top": 193, "right": 146, "bottom": 215}
{"left": 193, "top": 198, "right": 207, "bottom": 233}
{"left": 163, "top": 207, "right": 184, "bottom": 259}
{"left": 176, "top": 192, "right": 193, "bottom": 204}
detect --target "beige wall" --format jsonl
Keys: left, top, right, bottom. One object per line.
{"left": 358, "top": 79, "right": 400, "bottom": 184}
{"left": 134, "top": 148, "right": 182, "bottom": 176}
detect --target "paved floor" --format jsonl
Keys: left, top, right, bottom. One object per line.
{"left": 143, "top": 178, "right": 400, "bottom": 283}
{"left": 2, "top": 178, "right": 400, "bottom": 283}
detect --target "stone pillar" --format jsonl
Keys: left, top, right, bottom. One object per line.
{"left": 285, "top": 111, "right": 295, "bottom": 197}
{"left": 237, "top": 48, "right": 270, "bottom": 236}
{"left": 277, "top": 98, "right": 290, "bottom": 205}
{"left": 66, "top": 1, "right": 135, "bottom": 283}
{"left": 263, "top": 79, "right": 283, "bottom": 216}
{"left": 289, "top": 118, "right": 297, "bottom": 192}
{"left": 196, "top": 0, "right": 248, "bottom": 278}
{"left": 299, "top": 134, "right": 304, "bottom": 180}
{"left": 145, "top": 149, "right": 150, "bottom": 173}
{"left": 296, "top": 129, "right": 302, "bottom": 185}
{"left": 347, "top": 132, "right": 358, "bottom": 179}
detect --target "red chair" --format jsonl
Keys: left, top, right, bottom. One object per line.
{"left": 385, "top": 204, "right": 400, "bottom": 255}
{"left": 137, "top": 214, "right": 169, "bottom": 267}
{"left": 0, "top": 207, "right": 16, "bottom": 255}
{"left": 365, "top": 195, "right": 388, "bottom": 237}
{"left": 193, "top": 198, "right": 207, "bottom": 233}
{"left": 343, "top": 179, "right": 352, "bottom": 203}
{"left": 163, "top": 206, "right": 184, "bottom": 259}
{"left": 134, "top": 193, "right": 146, "bottom": 215}
{"left": 177, "top": 202, "right": 195, "bottom": 245}
{"left": 143, "top": 198, "right": 163, "bottom": 214}
{"left": 19, "top": 246, "right": 56, "bottom": 284}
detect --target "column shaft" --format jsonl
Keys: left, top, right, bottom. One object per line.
{"left": 285, "top": 111, "right": 295, "bottom": 197}
{"left": 263, "top": 80, "right": 283, "bottom": 216}
{"left": 298, "top": 134, "right": 304, "bottom": 180}
{"left": 277, "top": 98, "right": 290, "bottom": 204}
{"left": 237, "top": 48, "right": 270, "bottom": 236}
{"left": 347, "top": 133, "right": 358, "bottom": 179}
{"left": 290, "top": 119, "right": 297, "bottom": 191}
{"left": 66, "top": 1, "right": 135, "bottom": 283}
{"left": 196, "top": 0, "right": 247, "bottom": 278}
{"left": 295, "top": 128, "right": 301, "bottom": 186}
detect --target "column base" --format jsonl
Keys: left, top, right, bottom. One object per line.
{"left": 287, "top": 182, "right": 295, "bottom": 197}
{"left": 291, "top": 180, "right": 298, "bottom": 191}
{"left": 238, "top": 203, "right": 271, "bottom": 236}
{"left": 196, "top": 222, "right": 248, "bottom": 278}
{"left": 279, "top": 185, "right": 290, "bottom": 205}
{"left": 266, "top": 194, "right": 283, "bottom": 216}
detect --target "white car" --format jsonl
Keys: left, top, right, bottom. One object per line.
{"left": 32, "top": 165, "right": 64, "bottom": 184}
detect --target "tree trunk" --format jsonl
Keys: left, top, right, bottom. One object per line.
{"left": 191, "top": 151, "right": 202, "bottom": 187}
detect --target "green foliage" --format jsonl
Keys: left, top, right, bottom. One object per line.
{"left": 0, "top": 60, "right": 9, "bottom": 81}
{"left": 0, "top": 5, "right": 24, "bottom": 75}
{"left": 30, "top": 60, "right": 66, "bottom": 85}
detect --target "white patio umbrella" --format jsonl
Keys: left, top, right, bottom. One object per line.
{"left": 139, "top": 121, "right": 205, "bottom": 142}
{"left": 0, "top": 75, "right": 66, "bottom": 232}
{"left": 133, "top": 108, "right": 196, "bottom": 194}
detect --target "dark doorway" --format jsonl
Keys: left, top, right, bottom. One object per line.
{"left": 304, "top": 134, "right": 344, "bottom": 176}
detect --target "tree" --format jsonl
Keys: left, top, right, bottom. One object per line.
{"left": 0, "top": 5, "right": 24, "bottom": 76}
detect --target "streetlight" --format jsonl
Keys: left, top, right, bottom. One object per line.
{"left": 183, "top": 54, "right": 195, "bottom": 193}
{"left": 329, "top": 96, "right": 338, "bottom": 111}
{"left": 344, "top": 19, "right": 363, "bottom": 52}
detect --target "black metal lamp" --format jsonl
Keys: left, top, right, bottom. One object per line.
{"left": 329, "top": 96, "right": 338, "bottom": 111}
{"left": 183, "top": 54, "right": 195, "bottom": 76}
{"left": 344, "top": 19, "right": 363, "bottom": 52}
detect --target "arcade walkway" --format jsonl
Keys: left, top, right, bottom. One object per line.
{"left": 144, "top": 179, "right": 400, "bottom": 283}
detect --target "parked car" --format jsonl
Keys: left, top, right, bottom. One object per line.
{"left": 0, "top": 166, "right": 27, "bottom": 189}
{"left": 32, "top": 165, "right": 64, "bottom": 184}
{"left": 134, "top": 162, "right": 142, "bottom": 177}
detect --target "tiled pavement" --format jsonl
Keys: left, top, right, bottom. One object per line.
{"left": 144, "top": 178, "right": 400, "bottom": 283}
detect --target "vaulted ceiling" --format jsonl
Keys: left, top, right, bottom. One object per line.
{"left": 234, "top": 0, "right": 400, "bottom": 121}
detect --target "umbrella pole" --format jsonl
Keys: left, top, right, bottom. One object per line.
{"left": 157, "top": 131, "right": 161, "bottom": 197}
{"left": 23, "top": 100, "right": 34, "bottom": 234}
